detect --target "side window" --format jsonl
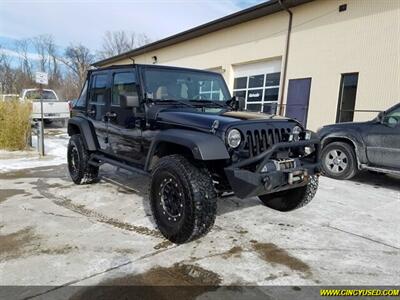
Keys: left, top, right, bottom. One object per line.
{"left": 112, "top": 72, "right": 137, "bottom": 106}
{"left": 387, "top": 107, "right": 400, "bottom": 118}
{"left": 89, "top": 74, "right": 108, "bottom": 105}
{"left": 75, "top": 80, "right": 88, "bottom": 107}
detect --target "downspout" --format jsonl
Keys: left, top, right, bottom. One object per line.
{"left": 278, "top": 0, "right": 293, "bottom": 116}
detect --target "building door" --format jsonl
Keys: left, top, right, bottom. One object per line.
{"left": 336, "top": 73, "right": 359, "bottom": 123}
{"left": 232, "top": 59, "right": 281, "bottom": 114}
{"left": 285, "top": 78, "right": 311, "bottom": 126}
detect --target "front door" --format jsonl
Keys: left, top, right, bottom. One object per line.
{"left": 107, "top": 70, "right": 144, "bottom": 165}
{"left": 87, "top": 72, "right": 110, "bottom": 151}
{"left": 365, "top": 106, "right": 400, "bottom": 169}
{"left": 285, "top": 78, "right": 311, "bottom": 126}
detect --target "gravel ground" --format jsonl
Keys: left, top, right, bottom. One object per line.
{"left": 0, "top": 129, "right": 399, "bottom": 299}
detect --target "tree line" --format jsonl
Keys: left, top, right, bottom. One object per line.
{"left": 0, "top": 31, "right": 151, "bottom": 100}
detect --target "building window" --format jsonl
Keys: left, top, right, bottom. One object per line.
{"left": 199, "top": 79, "right": 224, "bottom": 100}
{"left": 233, "top": 72, "right": 280, "bottom": 113}
{"left": 336, "top": 73, "right": 359, "bottom": 123}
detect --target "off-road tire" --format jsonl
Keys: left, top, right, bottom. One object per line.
{"left": 258, "top": 175, "right": 319, "bottom": 212}
{"left": 321, "top": 141, "right": 357, "bottom": 180}
{"left": 150, "top": 155, "right": 217, "bottom": 244}
{"left": 67, "top": 134, "right": 99, "bottom": 184}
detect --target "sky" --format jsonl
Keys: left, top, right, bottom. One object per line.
{"left": 0, "top": 0, "right": 265, "bottom": 57}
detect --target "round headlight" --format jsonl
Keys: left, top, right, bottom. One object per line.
{"left": 227, "top": 129, "right": 241, "bottom": 148}
{"left": 290, "top": 126, "right": 302, "bottom": 142}
{"left": 292, "top": 126, "right": 302, "bottom": 135}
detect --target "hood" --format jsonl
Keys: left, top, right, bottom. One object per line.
{"left": 156, "top": 109, "right": 296, "bottom": 132}
{"left": 321, "top": 120, "right": 371, "bottom": 129}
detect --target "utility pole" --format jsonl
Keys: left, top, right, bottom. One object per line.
{"left": 35, "top": 71, "right": 48, "bottom": 156}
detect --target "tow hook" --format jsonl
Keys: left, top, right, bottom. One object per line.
{"left": 262, "top": 175, "right": 271, "bottom": 190}
{"left": 288, "top": 170, "right": 308, "bottom": 185}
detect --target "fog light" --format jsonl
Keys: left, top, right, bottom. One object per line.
{"left": 305, "top": 146, "right": 312, "bottom": 155}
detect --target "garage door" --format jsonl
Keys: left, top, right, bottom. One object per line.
{"left": 233, "top": 60, "right": 281, "bottom": 114}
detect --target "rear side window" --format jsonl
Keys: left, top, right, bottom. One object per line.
{"left": 89, "top": 74, "right": 108, "bottom": 104}
{"left": 75, "top": 81, "right": 88, "bottom": 107}
{"left": 112, "top": 72, "right": 137, "bottom": 106}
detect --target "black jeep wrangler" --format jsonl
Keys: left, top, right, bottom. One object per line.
{"left": 68, "top": 64, "right": 320, "bottom": 243}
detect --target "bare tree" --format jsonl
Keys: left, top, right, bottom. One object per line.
{"left": 15, "top": 38, "right": 33, "bottom": 78}
{"left": 33, "top": 35, "right": 53, "bottom": 72}
{"left": 0, "top": 46, "right": 16, "bottom": 94}
{"left": 98, "top": 30, "right": 151, "bottom": 59}
{"left": 62, "top": 44, "right": 94, "bottom": 88}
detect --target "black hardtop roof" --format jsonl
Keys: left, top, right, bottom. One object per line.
{"left": 90, "top": 63, "right": 222, "bottom": 75}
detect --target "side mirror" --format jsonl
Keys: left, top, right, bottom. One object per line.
{"left": 237, "top": 97, "right": 246, "bottom": 111}
{"left": 376, "top": 111, "right": 384, "bottom": 123}
{"left": 120, "top": 94, "right": 140, "bottom": 108}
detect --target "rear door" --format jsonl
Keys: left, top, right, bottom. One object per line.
{"left": 364, "top": 105, "right": 400, "bottom": 169}
{"left": 87, "top": 71, "right": 111, "bottom": 151}
{"left": 107, "top": 69, "right": 144, "bottom": 165}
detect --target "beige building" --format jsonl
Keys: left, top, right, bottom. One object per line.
{"left": 94, "top": 0, "right": 400, "bottom": 130}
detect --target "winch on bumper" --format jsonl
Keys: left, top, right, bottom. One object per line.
{"left": 224, "top": 139, "right": 320, "bottom": 199}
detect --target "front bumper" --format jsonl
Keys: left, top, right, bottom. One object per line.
{"left": 224, "top": 138, "right": 320, "bottom": 199}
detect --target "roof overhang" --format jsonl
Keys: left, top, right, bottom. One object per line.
{"left": 93, "top": 0, "right": 313, "bottom": 67}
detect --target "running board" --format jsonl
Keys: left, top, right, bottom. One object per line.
{"left": 360, "top": 164, "right": 400, "bottom": 176}
{"left": 89, "top": 154, "right": 150, "bottom": 177}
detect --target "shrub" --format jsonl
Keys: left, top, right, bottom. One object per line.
{"left": 0, "top": 98, "right": 32, "bottom": 150}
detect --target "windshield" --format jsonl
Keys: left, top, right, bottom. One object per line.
{"left": 143, "top": 68, "right": 231, "bottom": 102}
{"left": 25, "top": 90, "right": 58, "bottom": 101}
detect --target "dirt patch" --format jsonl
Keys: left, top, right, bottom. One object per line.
{"left": 0, "top": 227, "right": 75, "bottom": 260}
{"left": 252, "top": 243, "right": 311, "bottom": 277}
{"left": 222, "top": 246, "right": 243, "bottom": 259}
{"left": 34, "top": 178, "right": 161, "bottom": 238}
{"left": 153, "top": 240, "right": 173, "bottom": 250}
{"left": 114, "top": 248, "right": 137, "bottom": 255}
{"left": 0, "top": 189, "right": 27, "bottom": 203}
{"left": 40, "top": 245, "right": 76, "bottom": 255}
{"left": 0, "top": 165, "right": 67, "bottom": 180}
{"left": 0, "top": 227, "right": 39, "bottom": 260}
{"left": 71, "top": 263, "right": 221, "bottom": 300}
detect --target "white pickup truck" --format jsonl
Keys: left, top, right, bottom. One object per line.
{"left": 20, "top": 89, "right": 70, "bottom": 124}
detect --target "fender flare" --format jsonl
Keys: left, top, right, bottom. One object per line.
{"left": 320, "top": 131, "right": 367, "bottom": 165}
{"left": 67, "top": 117, "right": 99, "bottom": 151}
{"left": 145, "top": 129, "right": 229, "bottom": 171}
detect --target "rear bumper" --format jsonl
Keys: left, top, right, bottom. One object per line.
{"left": 32, "top": 113, "right": 70, "bottom": 120}
{"left": 224, "top": 138, "right": 320, "bottom": 199}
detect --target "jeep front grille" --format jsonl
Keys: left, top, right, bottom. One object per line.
{"left": 243, "top": 128, "right": 291, "bottom": 157}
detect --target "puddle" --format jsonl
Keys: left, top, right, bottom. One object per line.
{"left": 252, "top": 243, "right": 311, "bottom": 277}
{"left": 0, "top": 189, "right": 27, "bottom": 203}
{"left": 71, "top": 263, "right": 221, "bottom": 300}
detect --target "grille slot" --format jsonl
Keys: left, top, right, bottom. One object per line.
{"left": 243, "top": 127, "right": 291, "bottom": 157}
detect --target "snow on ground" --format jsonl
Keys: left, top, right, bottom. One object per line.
{"left": 0, "top": 129, "right": 68, "bottom": 173}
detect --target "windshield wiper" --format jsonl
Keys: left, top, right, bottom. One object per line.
{"left": 149, "top": 98, "right": 195, "bottom": 108}
{"left": 188, "top": 99, "right": 226, "bottom": 108}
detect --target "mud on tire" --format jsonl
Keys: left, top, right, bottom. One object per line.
{"left": 150, "top": 154, "right": 217, "bottom": 244}
{"left": 258, "top": 175, "right": 319, "bottom": 212}
{"left": 67, "top": 134, "right": 99, "bottom": 184}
